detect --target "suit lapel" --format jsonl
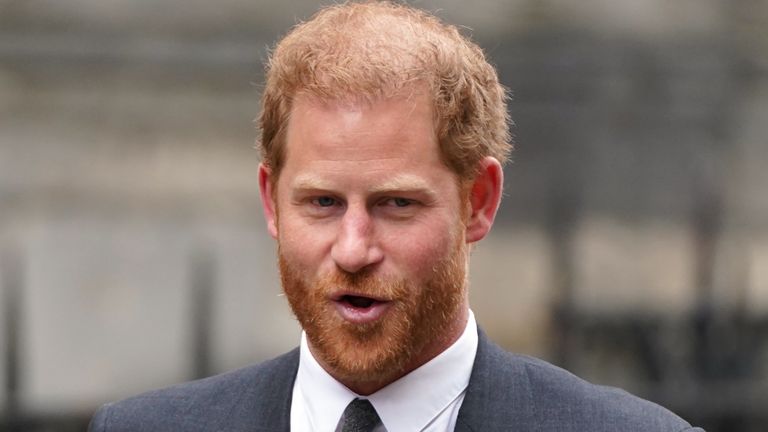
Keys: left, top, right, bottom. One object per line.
{"left": 220, "top": 330, "right": 532, "bottom": 431}
{"left": 455, "top": 329, "right": 535, "bottom": 431}
{"left": 222, "top": 348, "right": 299, "bottom": 432}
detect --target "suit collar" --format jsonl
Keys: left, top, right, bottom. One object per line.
{"left": 226, "top": 348, "right": 299, "bottom": 432}
{"left": 235, "top": 328, "right": 526, "bottom": 431}
{"left": 455, "top": 328, "right": 534, "bottom": 431}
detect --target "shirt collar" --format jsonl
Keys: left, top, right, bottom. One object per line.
{"left": 295, "top": 310, "right": 478, "bottom": 431}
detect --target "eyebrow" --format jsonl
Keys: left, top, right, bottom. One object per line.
{"left": 370, "top": 175, "right": 434, "bottom": 195}
{"left": 291, "top": 174, "right": 438, "bottom": 198}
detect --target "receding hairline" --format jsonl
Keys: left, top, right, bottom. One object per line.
{"left": 289, "top": 83, "right": 433, "bottom": 117}
{"left": 272, "top": 85, "right": 445, "bottom": 180}
{"left": 259, "top": 0, "right": 512, "bottom": 185}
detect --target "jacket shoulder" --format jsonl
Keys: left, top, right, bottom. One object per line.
{"left": 88, "top": 348, "right": 298, "bottom": 432}
{"left": 458, "top": 332, "right": 703, "bottom": 432}
{"left": 515, "top": 353, "right": 698, "bottom": 431}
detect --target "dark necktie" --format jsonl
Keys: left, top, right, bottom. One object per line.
{"left": 336, "top": 398, "right": 383, "bottom": 432}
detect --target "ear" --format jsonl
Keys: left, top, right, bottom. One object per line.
{"left": 258, "top": 163, "right": 279, "bottom": 239}
{"left": 465, "top": 157, "right": 503, "bottom": 243}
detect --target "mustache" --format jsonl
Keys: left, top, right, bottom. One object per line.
{"left": 317, "top": 269, "right": 409, "bottom": 299}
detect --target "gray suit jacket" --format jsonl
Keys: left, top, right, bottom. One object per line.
{"left": 89, "top": 330, "right": 704, "bottom": 431}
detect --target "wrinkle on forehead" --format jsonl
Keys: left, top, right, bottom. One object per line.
{"left": 291, "top": 173, "right": 437, "bottom": 195}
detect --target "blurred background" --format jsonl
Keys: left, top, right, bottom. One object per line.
{"left": 1, "top": 0, "right": 767, "bottom": 430}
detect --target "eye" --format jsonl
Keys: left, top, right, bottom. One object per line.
{"left": 380, "top": 197, "right": 415, "bottom": 208}
{"left": 392, "top": 198, "right": 412, "bottom": 207}
{"left": 313, "top": 196, "right": 337, "bottom": 207}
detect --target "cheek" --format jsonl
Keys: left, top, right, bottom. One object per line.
{"left": 277, "top": 220, "right": 315, "bottom": 263}
{"left": 382, "top": 225, "right": 457, "bottom": 275}
{"left": 277, "top": 215, "right": 335, "bottom": 272}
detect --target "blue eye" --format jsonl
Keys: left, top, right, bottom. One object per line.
{"left": 392, "top": 198, "right": 412, "bottom": 207}
{"left": 315, "top": 197, "right": 336, "bottom": 207}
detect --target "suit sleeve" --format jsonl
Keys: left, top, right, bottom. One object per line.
{"left": 88, "top": 403, "right": 112, "bottom": 432}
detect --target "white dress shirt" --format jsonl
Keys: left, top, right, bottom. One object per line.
{"left": 290, "top": 310, "right": 478, "bottom": 431}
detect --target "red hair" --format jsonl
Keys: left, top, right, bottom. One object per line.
{"left": 258, "top": 1, "right": 511, "bottom": 180}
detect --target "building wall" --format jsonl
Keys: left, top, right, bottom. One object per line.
{"left": 1, "top": 0, "right": 767, "bottom": 417}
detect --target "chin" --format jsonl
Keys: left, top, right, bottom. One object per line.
{"left": 305, "top": 309, "right": 416, "bottom": 385}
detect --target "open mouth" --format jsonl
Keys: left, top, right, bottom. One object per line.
{"left": 332, "top": 293, "right": 392, "bottom": 323}
{"left": 340, "top": 295, "right": 379, "bottom": 309}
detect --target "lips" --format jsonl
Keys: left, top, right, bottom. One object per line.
{"left": 332, "top": 293, "right": 392, "bottom": 324}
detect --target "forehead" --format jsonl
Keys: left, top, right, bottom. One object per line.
{"left": 282, "top": 92, "right": 441, "bottom": 168}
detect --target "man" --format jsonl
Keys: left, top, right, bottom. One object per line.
{"left": 89, "top": 2, "right": 704, "bottom": 431}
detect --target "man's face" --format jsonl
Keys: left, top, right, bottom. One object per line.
{"left": 264, "top": 92, "right": 470, "bottom": 391}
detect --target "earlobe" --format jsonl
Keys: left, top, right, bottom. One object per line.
{"left": 465, "top": 157, "right": 503, "bottom": 243}
{"left": 258, "top": 163, "right": 279, "bottom": 239}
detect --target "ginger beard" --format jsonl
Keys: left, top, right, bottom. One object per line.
{"left": 278, "top": 234, "right": 468, "bottom": 387}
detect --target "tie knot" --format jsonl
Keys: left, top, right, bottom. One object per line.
{"left": 337, "top": 398, "right": 383, "bottom": 432}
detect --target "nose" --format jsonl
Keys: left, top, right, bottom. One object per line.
{"left": 331, "top": 205, "right": 383, "bottom": 273}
